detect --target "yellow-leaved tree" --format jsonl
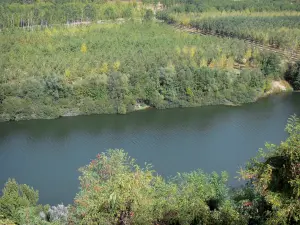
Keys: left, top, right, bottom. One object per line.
{"left": 99, "top": 62, "right": 109, "bottom": 73}
{"left": 113, "top": 61, "right": 121, "bottom": 71}
{"left": 81, "top": 43, "right": 87, "bottom": 54}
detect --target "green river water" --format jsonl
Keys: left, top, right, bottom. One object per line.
{"left": 0, "top": 92, "right": 299, "bottom": 205}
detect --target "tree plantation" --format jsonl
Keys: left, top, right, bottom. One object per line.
{"left": 0, "top": 21, "right": 284, "bottom": 121}
{"left": 160, "top": 11, "right": 300, "bottom": 50}
{"left": 154, "top": 0, "right": 300, "bottom": 12}
{"left": 0, "top": 2, "right": 143, "bottom": 28}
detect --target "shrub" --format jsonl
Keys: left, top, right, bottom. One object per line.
{"left": 71, "top": 149, "right": 243, "bottom": 225}
{"left": 144, "top": 9, "right": 154, "bottom": 21}
{"left": 0, "top": 179, "right": 39, "bottom": 224}
{"left": 285, "top": 61, "right": 300, "bottom": 90}
{"left": 260, "top": 53, "right": 282, "bottom": 77}
{"left": 48, "top": 204, "right": 68, "bottom": 223}
{"left": 44, "top": 74, "right": 72, "bottom": 100}
{"left": 240, "top": 115, "right": 300, "bottom": 225}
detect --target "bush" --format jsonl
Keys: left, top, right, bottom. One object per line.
{"left": 44, "top": 74, "right": 72, "bottom": 100}
{"left": 285, "top": 61, "right": 300, "bottom": 90}
{"left": 240, "top": 115, "right": 300, "bottom": 225}
{"left": 0, "top": 179, "right": 39, "bottom": 224}
{"left": 71, "top": 149, "right": 243, "bottom": 225}
{"left": 260, "top": 53, "right": 282, "bottom": 77}
{"left": 48, "top": 204, "right": 68, "bottom": 223}
{"left": 144, "top": 9, "right": 154, "bottom": 21}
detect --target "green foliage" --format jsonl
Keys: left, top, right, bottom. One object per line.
{"left": 165, "top": 12, "right": 300, "bottom": 50}
{"left": 0, "top": 22, "right": 268, "bottom": 121}
{"left": 0, "top": 178, "right": 39, "bottom": 224}
{"left": 71, "top": 149, "right": 243, "bottom": 225}
{"left": 144, "top": 9, "right": 154, "bottom": 21}
{"left": 18, "top": 207, "right": 49, "bottom": 225}
{"left": 285, "top": 61, "right": 300, "bottom": 90}
{"left": 159, "top": 0, "right": 300, "bottom": 12}
{"left": 72, "top": 150, "right": 159, "bottom": 224}
{"left": 44, "top": 74, "right": 71, "bottom": 100}
{"left": 260, "top": 53, "right": 282, "bottom": 78}
{"left": 0, "top": 2, "right": 142, "bottom": 28}
{"left": 0, "top": 216, "right": 15, "bottom": 225}
{"left": 240, "top": 115, "right": 300, "bottom": 225}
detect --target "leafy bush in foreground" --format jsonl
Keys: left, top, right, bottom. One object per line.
{"left": 240, "top": 115, "right": 300, "bottom": 225}
{"left": 71, "top": 149, "right": 243, "bottom": 225}
{"left": 0, "top": 179, "right": 39, "bottom": 224}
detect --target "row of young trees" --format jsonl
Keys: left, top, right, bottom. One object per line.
{"left": 0, "top": 22, "right": 283, "bottom": 121}
{"left": 157, "top": 11, "right": 300, "bottom": 50}
{"left": 189, "top": 15, "right": 300, "bottom": 50}
{"left": 1, "top": 116, "right": 299, "bottom": 224}
{"left": 1, "top": 0, "right": 110, "bottom": 3}
{"left": 0, "top": 2, "right": 142, "bottom": 28}
{"left": 153, "top": 0, "right": 300, "bottom": 12}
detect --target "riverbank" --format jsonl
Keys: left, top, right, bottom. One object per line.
{"left": 262, "top": 80, "right": 293, "bottom": 97}
{"left": 0, "top": 22, "right": 292, "bottom": 123}
{"left": 0, "top": 84, "right": 292, "bottom": 122}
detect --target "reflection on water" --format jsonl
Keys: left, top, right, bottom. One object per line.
{"left": 0, "top": 92, "right": 299, "bottom": 205}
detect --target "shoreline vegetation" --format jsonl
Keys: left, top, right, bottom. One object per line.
{"left": 0, "top": 83, "right": 293, "bottom": 122}
{"left": 1, "top": 1, "right": 300, "bottom": 122}
{"left": 0, "top": 116, "right": 299, "bottom": 225}
{"left": 0, "top": 20, "right": 298, "bottom": 122}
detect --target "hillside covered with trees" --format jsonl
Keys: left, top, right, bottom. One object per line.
{"left": 1, "top": 0, "right": 300, "bottom": 121}
{"left": 0, "top": 21, "right": 284, "bottom": 121}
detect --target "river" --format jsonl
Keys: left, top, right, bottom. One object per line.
{"left": 0, "top": 93, "right": 299, "bottom": 205}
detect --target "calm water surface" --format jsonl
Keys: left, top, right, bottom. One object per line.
{"left": 0, "top": 93, "right": 300, "bottom": 205}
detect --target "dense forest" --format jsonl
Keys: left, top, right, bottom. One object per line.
{"left": 1, "top": 21, "right": 285, "bottom": 121}
{"left": 0, "top": 116, "right": 299, "bottom": 225}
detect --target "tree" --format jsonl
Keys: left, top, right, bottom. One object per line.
{"left": 81, "top": 43, "right": 87, "bottom": 54}
{"left": 71, "top": 149, "right": 243, "bottom": 225}
{"left": 260, "top": 53, "right": 281, "bottom": 78}
{"left": 240, "top": 115, "right": 300, "bottom": 225}
{"left": 71, "top": 149, "right": 160, "bottom": 224}
{"left": 285, "top": 62, "right": 300, "bottom": 90}
{"left": 108, "top": 72, "right": 130, "bottom": 113}
{"left": 144, "top": 9, "right": 154, "bottom": 21}
{"left": 0, "top": 179, "right": 39, "bottom": 224}
{"left": 104, "top": 7, "right": 117, "bottom": 20}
